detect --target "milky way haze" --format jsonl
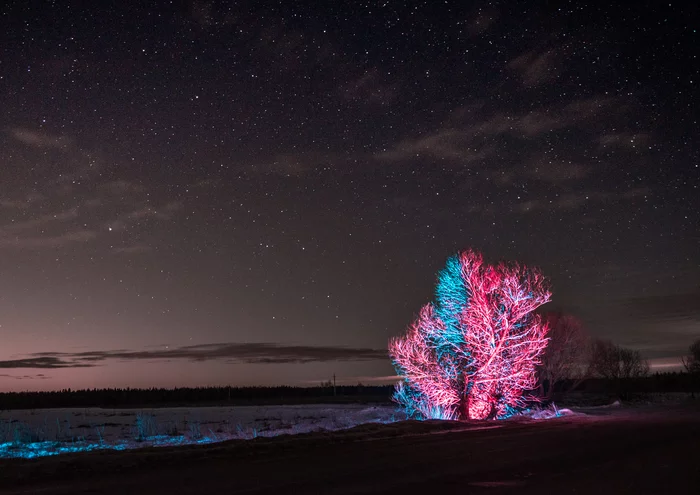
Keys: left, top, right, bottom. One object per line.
{"left": 1, "top": 2, "right": 697, "bottom": 391}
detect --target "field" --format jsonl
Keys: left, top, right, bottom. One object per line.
{"left": 1, "top": 400, "right": 699, "bottom": 494}
{"left": 0, "top": 404, "right": 402, "bottom": 459}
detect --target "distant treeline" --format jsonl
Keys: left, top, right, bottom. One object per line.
{"left": 0, "top": 372, "right": 696, "bottom": 410}
{"left": 0, "top": 385, "right": 395, "bottom": 410}
{"left": 565, "top": 372, "right": 698, "bottom": 394}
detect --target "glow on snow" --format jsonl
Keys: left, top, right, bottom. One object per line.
{"left": 389, "top": 249, "right": 551, "bottom": 420}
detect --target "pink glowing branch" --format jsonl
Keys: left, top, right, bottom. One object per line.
{"left": 389, "top": 249, "right": 551, "bottom": 420}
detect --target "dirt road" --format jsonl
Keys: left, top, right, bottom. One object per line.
{"left": 2, "top": 404, "right": 699, "bottom": 494}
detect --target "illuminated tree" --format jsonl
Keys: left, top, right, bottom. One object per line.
{"left": 389, "top": 249, "right": 551, "bottom": 420}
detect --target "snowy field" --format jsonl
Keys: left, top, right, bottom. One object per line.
{"left": 3, "top": 393, "right": 691, "bottom": 460}
{"left": 0, "top": 404, "right": 404, "bottom": 459}
{"left": 2, "top": 402, "right": 698, "bottom": 495}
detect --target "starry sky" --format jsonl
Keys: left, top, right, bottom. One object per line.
{"left": 1, "top": 1, "right": 698, "bottom": 391}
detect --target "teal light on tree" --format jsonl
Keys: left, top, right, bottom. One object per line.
{"left": 389, "top": 249, "right": 552, "bottom": 420}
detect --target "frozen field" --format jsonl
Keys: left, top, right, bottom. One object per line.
{"left": 2, "top": 394, "right": 690, "bottom": 460}
{"left": 0, "top": 404, "right": 404, "bottom": 459}
{"left": 1, "top": 402, "right": 698, "bottom": 494}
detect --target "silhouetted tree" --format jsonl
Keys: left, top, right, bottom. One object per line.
{"left": 589, "top": 339, "right": 649, "bottom": 399}
{"left": 682, "top": 338, "right": 700, "bottom": 374}
{"left": 538, "top": 312, "right": 591, "bottom": 399}
{"left": 683, "top": 338, "right": 700, "bottom": 397}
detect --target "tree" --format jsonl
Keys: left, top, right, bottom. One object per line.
{"left": 589, "top": 339, "right": 649, "bottom": 381}
{"left": 538, "top": 312, "right": 591, "bottom": 399}
{"left": 682, "top": 339, "right": 700, "bottom": 374}
{"left": 389, "top": 249, "right": 551, "bottom": 420}
{"left": 683, "top": 339, "right": 700, "bottom": 397}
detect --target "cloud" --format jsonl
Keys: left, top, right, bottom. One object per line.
{"left": 0, "top": 230, "right": 97, "bottom": 249}
{"left": 101, "top": 179, "right": 146, "bottom": 196}
{"left": 464, "top": 9, "right": 499, "bottom": 37}
{"left": 0, "top": 192, "right": 45, "bottom": 209}
{"left": 0, "top": 373, "right": 50, "bottom": 380}
{"left": 529, "top": 161, "right": 591, "bottom": 184}
{"left": 3, "top": 127, "right": 182, "bottom": 253}
{"left": 508, "top": 49, "right": 560, "bottom": 87}
{"left": 520, "top": 97, "right": 619, "bottom": 136}
{"left": 1, "top": 209, "right": 78, "bottom": 233}
{"left": 516, "top": 187, "right": 649, "bottom": 213}
{"left": 0, "top": 207, "right": 98, "bottom": 249}
{"left": 128, "top": 202, "right": 182, "bottom": 221}
{"left": 494, "top": 160, "right": 591, "bottom": 187}
{"left": 9, "top": 128, "right": 72, "bottom": 149}
{"left": 111, "top": 244, "right": 153, "bottom": 255}
{"left": 103, "top": 201, "right": 181, "bottom": 252}
{"left": 0, "top": 175, "right": 180, "bottom": 251}
{"left": 0, "top": 357, "right": 94, "bottom": 369}
{"left": 252, "top": 152, "right": 340, "bottom": 177}
{"left": 339, "top": 69, "right": 398, "bottom": 106}
{"left": 621, "top": 289, "right": 700, "bottom": 322}
{"left": 378, "top": 128, "right": 495, "bottom": 163}
{"left": 378, "top": 96, "right": 624, "bottom": 163}
{"left": 3, "top": 343, "right": 389, "bottom": 369}
{"left": 598, "top": 132, "right": 651, "bottom": 149}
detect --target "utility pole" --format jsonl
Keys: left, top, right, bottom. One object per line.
{"left": 333, "top": 373, "right": 336, "bottom": 397}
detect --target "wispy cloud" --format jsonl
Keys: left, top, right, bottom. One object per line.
{"left": 0, "top": 373, "right": 50, "bottom": 380}
{"left": 0, "top": 207, "right": 98, "bottom": 249}
{"left": 128, "top": 202, "right": 181, "bottom": 220}
{"left": 496, "top": 160, "right": 591, "bottom": 186}
{"left": 598, "top": 132, "right": 651, "bottom": 149}
{"left": 378, "top": 128, "right": 494, "bottom": 163}
{"left": 0, "top": 230, "right": 97, "bottom": 249}
{"left": 9, "top": 128, "right": 72, "bottom": 149}
{"left": 508, "top": 49, "right": 560, "bottom": 88}
{"left": 1, "top": 343, "right": 389, "bottom": 369}
{"left": 339, "top": 69, "right": 399, "bottom": 106}
{"left": 463, "top": 9, "right": 499, "bottom": 37}
{"left": 0, "top": 157, "right": 181, "bottom": 252}
{"left": 378, "top": 96, "right": 623, "bottom": 164}
{"left": 1, "top": 209, "right": 79, "bottom": 233}
{"left": 0, "top": 192, "right": 45, "bottom": 209}
{"left": 0, "top": 357, "right": 94, "bottom": 369}
{"left": 101, "top": 179, "right": 147, "bottom": 196}
{"left": 516, "top": 187, "right": 650, "bottom": 213}
{"left": 622, "top": 289, "right": 700, "bottom": 322}
{"left": 251, "top": 152, "right": 342, "bottom": 177}
{"left": 111, "top": 244, "right": 153, "bottom": 255}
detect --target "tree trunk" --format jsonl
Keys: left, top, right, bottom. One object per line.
{"left": 459, "top": 380, "right": 473, "bottom": 420}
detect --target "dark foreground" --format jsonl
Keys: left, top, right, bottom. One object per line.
{"left": 1, "top": 403, "right": 699, "bottom": 494}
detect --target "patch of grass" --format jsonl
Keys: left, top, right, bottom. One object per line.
{"left": 133, "top": 413, "right": 158, "bottom": 442}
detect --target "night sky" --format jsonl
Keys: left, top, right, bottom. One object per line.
{"left": 1, "top": 1, "right": 697, "bottom": 391}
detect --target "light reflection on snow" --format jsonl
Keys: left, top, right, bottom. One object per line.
{"left": 0, "top": 402, "right": 582, "bottom": 460}
{"left": 0, "top": 404, "right": 403, "bottom": 459}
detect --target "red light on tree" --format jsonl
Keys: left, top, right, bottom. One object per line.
{"left": 389, "top": 250, "right": 551, "bottom": 420}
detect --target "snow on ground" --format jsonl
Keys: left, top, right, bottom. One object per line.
{"left": 0, "top": 404, "right": 404, "bottom": 459}
{"left": 4, "top": 394, "right": 689, "bottom": 460}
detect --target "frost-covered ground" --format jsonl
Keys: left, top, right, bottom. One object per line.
{"left": 3, "top": 402, "right": 698, "bottom": 495}
{"left": 2, "top": 393, "right": 692, "bottom": 460}
{"left": 0, "top": 404, "right": 404, "bottom": 459}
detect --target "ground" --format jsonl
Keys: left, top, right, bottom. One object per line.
{"left": 1, "top": 402, "right": 698, "bottom": 494}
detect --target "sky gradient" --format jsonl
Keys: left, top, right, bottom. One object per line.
{"left": 1, "top": 1, "right": 698, "bottom": 391}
